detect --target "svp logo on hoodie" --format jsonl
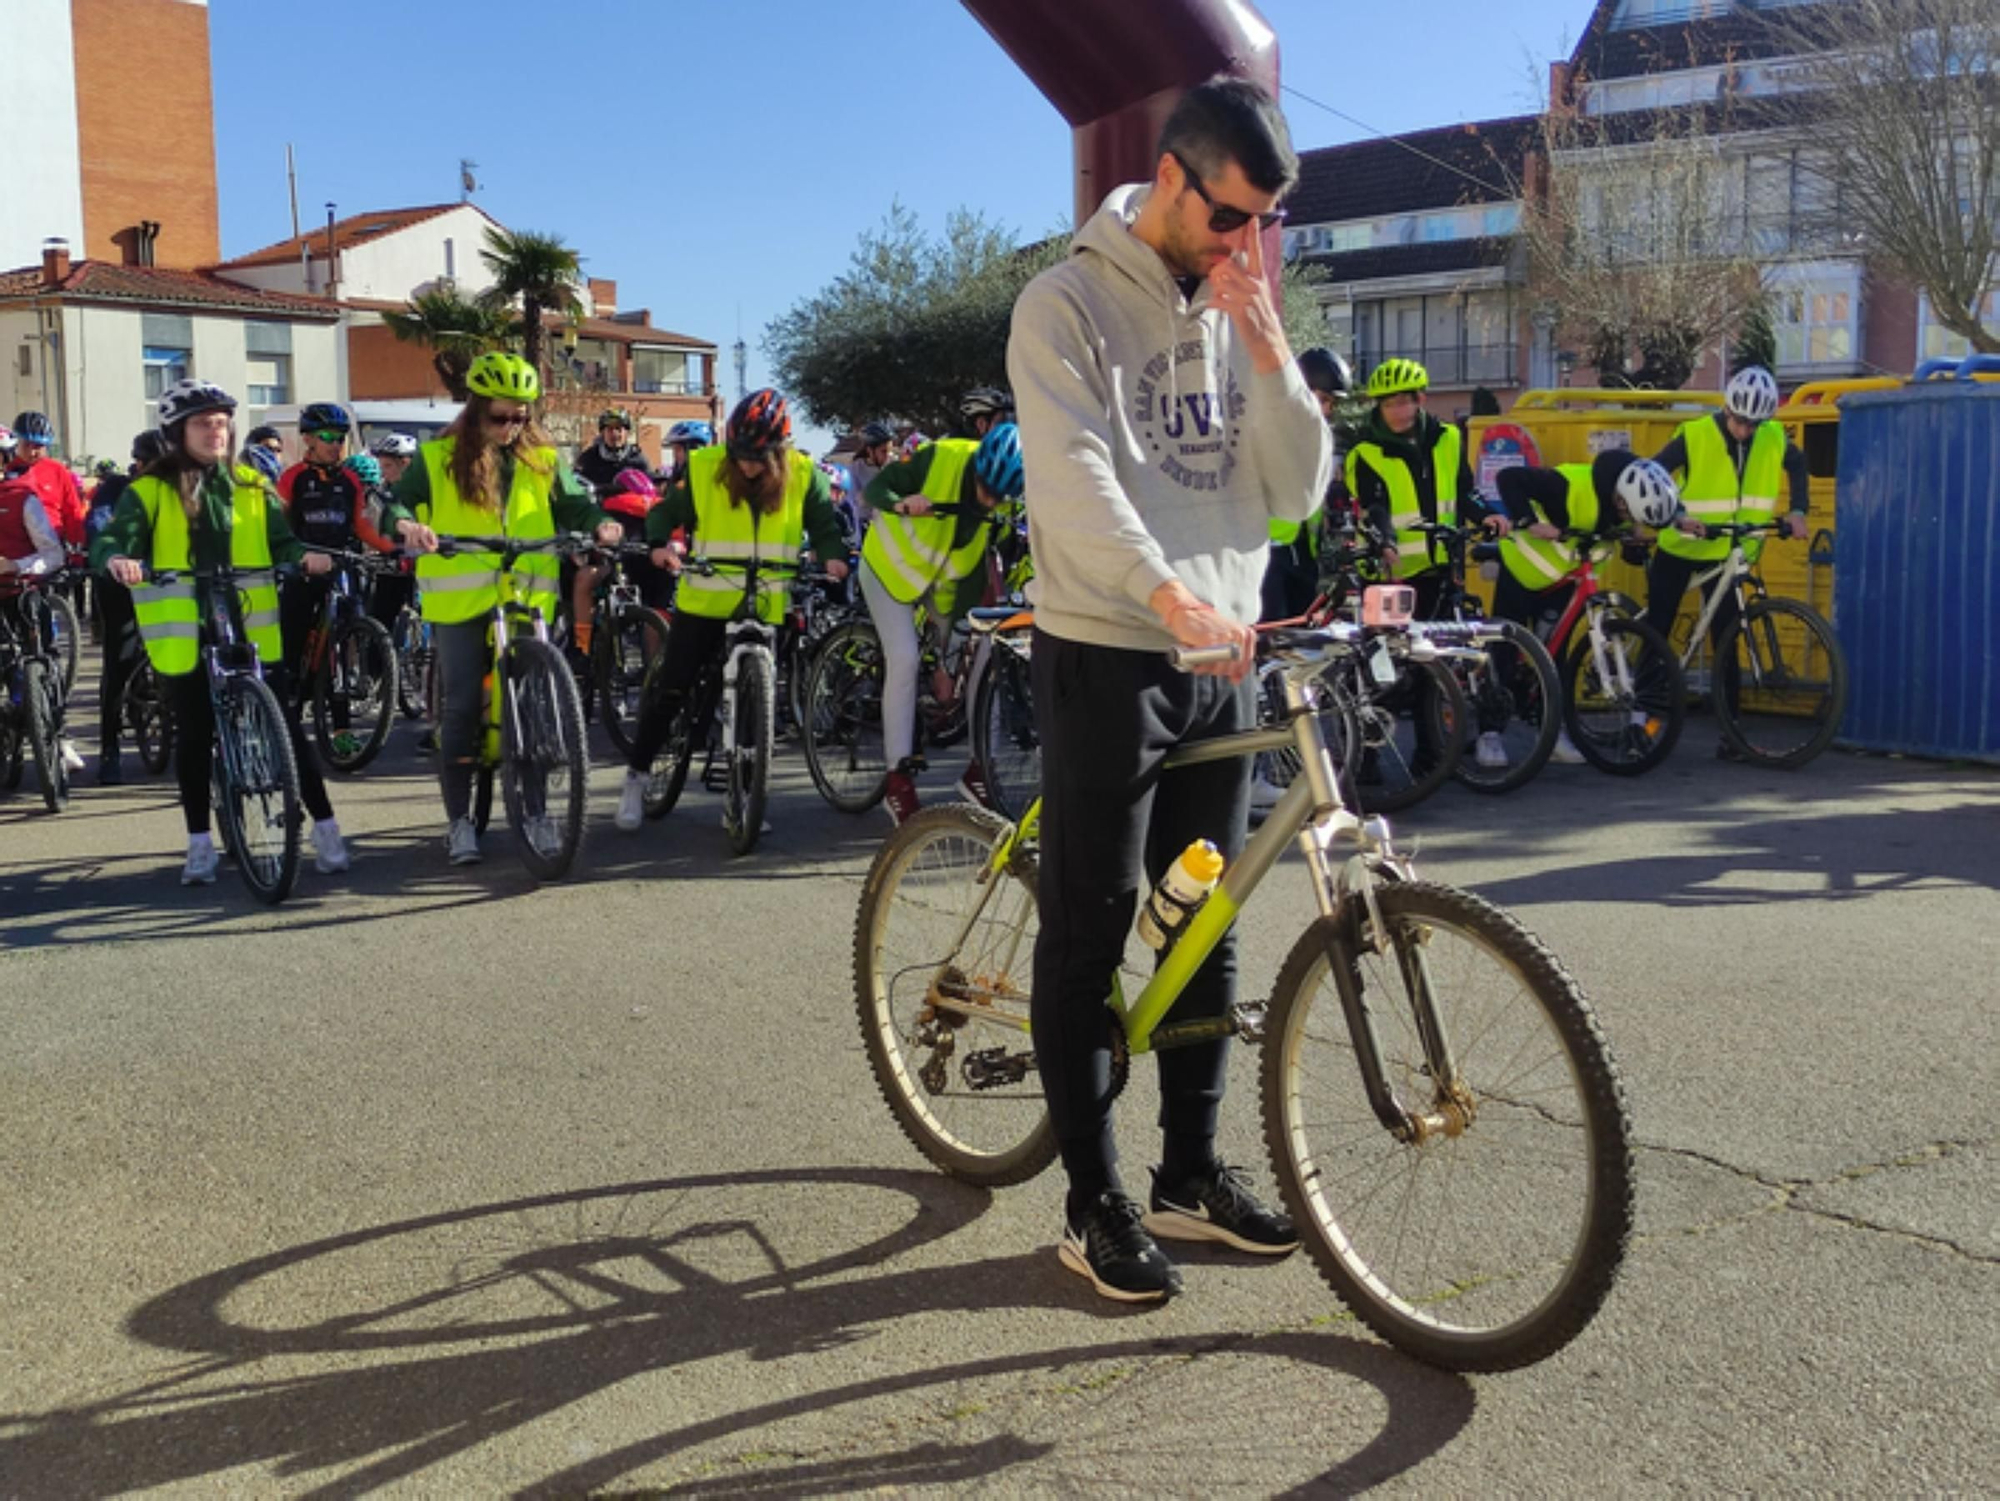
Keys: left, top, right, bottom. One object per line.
{"left": 1132, "top": 337, "right": 1247, "bottom": 494}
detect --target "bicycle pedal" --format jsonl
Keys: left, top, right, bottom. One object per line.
{"left": 1230, "top": 999, "right": 1270, "bottom": 1043}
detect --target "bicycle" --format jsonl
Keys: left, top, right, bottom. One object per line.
{"left": 47, "top": 560, "right": 84, "bottom": 694}
{"left": 560, "top": 541, "right": 671, "bottom": 758}
{"left": 1652, "top": 520, "right": 1847, "bottom": 769}
{"left": 638, "top": 552, "right": 785, "bottom": 856}
{"left": 853, "top": 617, "right": 1635, "bottom": 1372}
{"left": 1410, "top": 521, "right": 1564, "bottom": 794}
{"left": 0, "top": 577, "right": 72, "bottom": 812}
{"left": 968, "top": 605, "right": 1037, "bottom": 820}
{"left": 124, "top": 654, "right": 174, "bottom": 775}
{"left": 292, "top": 549, "right": 398, "bottom": 774}
{"left": 139, "top": 561, "right": 303, "bottom": 903}
{"left": 1510, "top": 530, "right": 1686, "bottom": 776}
{"left": 433, "top": 533, "right": 593, "bottom": 881}
{"left": 389, "top": 595, "right": 432, "bottom": 724}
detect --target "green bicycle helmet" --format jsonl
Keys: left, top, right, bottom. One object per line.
{"left": 1365, "top": 358, "right": 1429, "bottom": 401}
{"left": 465, "top": 351, "right": 541, "bottom": 404}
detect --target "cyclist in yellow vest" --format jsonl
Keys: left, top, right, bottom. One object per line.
{"left": 1258, "top": 346, "right": 1352, "bottom": 626}
{"left": 614, "top": 388, "right": 851, "bottom": 833}
{"left": 859, "top": 421, "right": 1027, "bottom": 822}
{"left": 380, "top": 351, "right": 619, "bottom": 865}
{"left": 1487, "top": 451, "right": 1684, "bottom": 766}
{"left": 94, "top": 381, "right": 391, "bottom": 884}
{"left": 1643, "top": 365, "right": 1809, "bottom": 758}
{"left": 1345, "top": 357, "right": 1475, "bottom": 615}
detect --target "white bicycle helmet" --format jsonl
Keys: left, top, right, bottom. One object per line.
{"left": 156, "top": 379, "right": 237, "bottom": 429}
{"left": 1724, "top": 365, "right": 1780, "bottom": 423}
{"left": 371, "top": 431, "right": 418, "bottom": 458}
{"left": 1616, "top": 458, "right": 1681, "bottom": 528}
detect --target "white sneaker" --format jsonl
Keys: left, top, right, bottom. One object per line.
{"left": 523, "top": 814, "right": 560, "bottom": 858}
{"left": 312, "top": 817, "right": 350, "bottom": 874}
{"left": 1474, "top": 731, "right": 1510, "bottom": 770}
{"left": 181, "top": 834, "right": 219, "bottom": 886}
{"left": 1249, "top": 772, "right": 1284, "bottom": 811}
{"left": 59, "top": 737, "right": 86, "bottom": 773}
{"left": 446, "top": 816, "right": 482, "bottom": 865}
{"left": 615, "top": 768, "right": 646, "bottom": 832}
{"left": 1551, "top": 730, "right": 1586, "bottom": 765}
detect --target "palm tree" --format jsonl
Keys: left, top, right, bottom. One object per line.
{"left": 381, "top": 287, "right": 512, "bottom": 400}
{"left": 478, "top": 227, "right": 584, "bottom": 378}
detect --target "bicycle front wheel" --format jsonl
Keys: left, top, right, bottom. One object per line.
{"left": 500, "top": 637, "right": 588, "bottom": 881}
{"left": 972, "top": 633, "right": 1038, "bottom": 820}
{"left": 47, "top": 590, "right": 81, "bottom": 695}
{"left": 127, "top": 660, "right": 174, "bottom": 774}
{"left": 394, "top": 608, "right": 428, "bottom": 720}
{"left": 1345, "top": 657, "right": 1466, "bottom": 814}
{"left": 313, "top": 615, "right": 397, "bottom": 773}
{"left": 1452, "top": 622, "right": 1562, "bottom": 795}
{"left": 218, "top": 674, "right": 301, "bottom": 905}
{"left": 1715, "top": 598, "right": 1846, "bottom": 769}
{"left": 1262, "top": 880, "right": 1634, "bottom": 1371}
{"left": 24, "top": 657, "right": 69, "bottom": 813}
{"left": 854, "top": 803, "right": 1055, "bottom": 1186}
{"left": 724, "top": 646, "right": 775, "bottom": 855}
{"left": 1563, "top": 612, "right": 1685, "bottom": 775}
{"left": 803, "top": 619, "right": 888, "bottom": 813}
{"left": 596, "top": 605, "right": 670, "bottom": 757}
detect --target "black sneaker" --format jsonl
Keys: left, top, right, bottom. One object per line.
{"left": 1059, "top": 1192, "right": 1184, "bottom": 1303}
{"left": 1143, "top": 1162, "right": 1299, "bottom": 1255}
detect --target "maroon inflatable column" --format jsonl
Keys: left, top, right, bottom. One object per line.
{"left": 960, "top": 0, "right": 1281, "bottom": 244}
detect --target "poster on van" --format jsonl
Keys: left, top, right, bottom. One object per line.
{"left": 1475, "top": 423, "right": 1541, "bottom": 502}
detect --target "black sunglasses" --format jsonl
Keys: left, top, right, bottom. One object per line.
{"left": 1172, "top": 152, "right": 1287, "bottom": 233}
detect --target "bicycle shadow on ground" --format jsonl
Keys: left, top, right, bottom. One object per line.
{"left": 1462, "top": 801, "right": 2000, "bottom": 910}
{"left": 0, "top": 1168, "right": 1472, "bottom": 1495}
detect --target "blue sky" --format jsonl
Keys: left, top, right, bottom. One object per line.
{"left": 211, "top": 0, "right": 1590, "bottom": 441}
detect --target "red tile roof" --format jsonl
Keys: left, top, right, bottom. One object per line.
{"left": 217, "top": 203, "right": 495, "bottom": 270}
{"left": 0, "top": 261, "right": 340, "bottom": 318}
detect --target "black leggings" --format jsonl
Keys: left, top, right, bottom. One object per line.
{"left": 626, "top": 612, "right": 727, "bottom": 771}
{"left": 96, "top": 582, "right": 142, "bottom": 755}
{"left": 165, "top": 666, "right": 333, "bottom": 836}
{"left": 1029, "top": 631, "right": 1253, "bottom": 1211}
{"left": 1644, "top": 549, "right": 1739, "bottom": 709}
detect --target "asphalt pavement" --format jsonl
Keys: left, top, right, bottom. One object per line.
{"left": 2, "top": 664, "right": 1995, "bottom": 1495}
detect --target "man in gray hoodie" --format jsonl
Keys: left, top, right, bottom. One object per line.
{"left": 1007, "top": 76, "right": 1332, "bottom": 1303}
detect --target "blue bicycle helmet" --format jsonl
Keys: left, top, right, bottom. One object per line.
{"left": 299, "top": 401, "right": 351, "bottom": 434}
{"left": 241, "top": 443, "right": 283, "bottom": 483}
{"left": 972, "top": 421, "right": 1025, "bottom": 502}
{"left": 11, "top": 410, "right": 54, "bottom": 445}
{"left": 665, "top": 420, "right": 714, "bottom": 447}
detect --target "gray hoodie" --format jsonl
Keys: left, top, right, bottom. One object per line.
{"left": 1007, "top": 184, "right": 1331, "bottom": 651}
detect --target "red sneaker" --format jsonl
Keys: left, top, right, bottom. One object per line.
{"left": 954, "top": 759, "right": 993, "bottom": 810}
{"left": 884, "top": 770, "right": 921, "bottom": 826}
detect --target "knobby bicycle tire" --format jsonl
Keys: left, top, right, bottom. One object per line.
{"left": 1261, "top": 880, "right": 1635, "bottom": 1372}
{"left": 500, "top": 636, "right": 588, "bottom": 881}
{"left": 313, "top": 615, "right": 397, "bottom": 774}
{"left": 24, "top": 657, "right": 68, "bottom": 813}
{"left": 1451, "top": 621, "right": 1562, "bottom": 795}
{"left": 596, "top": 605, "right": 669, "bottom": 758}
{"left": 803, "top": 619, "right": 889, "bottom": 814}
{"left": 724, "top": 646, "right": 776, "bottom": 855}
{"left": 971, "top": 633, "right": 1038, "bottom": 821}
{"left": 394, "top": 607, "right": 429, "bottom": 720}
{"left": 1563, "top": 613, "right": 1685, "bottom": 776}
{"left": 1714, "top": 597, "right": 1847, "bottom": 770}
{"left": 219, "top": 674, "right": 301, "bottom": 905}
{"left": 854, "top": 803, "right": 1057, "bottom": 1186}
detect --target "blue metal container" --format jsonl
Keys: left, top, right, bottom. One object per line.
{"left": 1835, "top": 377, "right": 2000, "bottom": 761}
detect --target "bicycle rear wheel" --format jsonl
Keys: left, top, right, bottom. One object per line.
{"left": 1715, "top": 598, "right": 1846, "bottom": 769}
{"left": 854, "top": 803, "right": 1056, "bottom": 1186}
{"left": 972, "top": 633, "right": 1038, "bottom": 820}
{"left": 1452, "top": 622, "right": 1562, "bottom": 795}
{"left": 1262, "top": 881, "right": 1634, "bottom": 1371}
{"left": 313, "top": 615, "right": 397, "bottom": 773}
{"left": 1344, "top": 656, "right": 1466, "bottom": 814}
{"left": 724, "top": 646, "right": 775, "bottom": 855}
{"left": 127, "top": 659, "right": 174, "bottom": 774}
{"left": 802, "top": 619, "right": 888, "bottom": 813}
{"left": 1563, "top": 613, "right": 1685, "bottom": 775}
{"left": 24, "top": 657, "right": 69, "bottom": 813}
{"left": 218, "top": 674, "right": 301, "bottom": 905}
{"left": 596, "top": 605, "right": 669, "bottom": 758}
{"left": 500, "top": 637, "right": 588, "bottom": 881}
{"left": 394, "top": 608, "right": 429, "bottom": 720}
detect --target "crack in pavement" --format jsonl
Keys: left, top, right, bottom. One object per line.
{"left": 1631, "top": 1135, "right": 1998, "bottom": 1264}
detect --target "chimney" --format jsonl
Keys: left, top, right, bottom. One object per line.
{"left": 138, "top": 221, "right": 160, "bottom": 267}
{"left": 41, "top": 238, "right": 71, "bottom": 287}
{"left": 589, "top": 277, "right": 617, "bottom": 316}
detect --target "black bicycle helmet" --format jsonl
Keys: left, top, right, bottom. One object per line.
{"left": 857, "top": 421, "right": 894, "bottom": 448}
{"left": 1297, "top": 346, "right": 1352, "bottom": 397}
{"left": 131, "top": 428, "right": 168, "bottom": 465}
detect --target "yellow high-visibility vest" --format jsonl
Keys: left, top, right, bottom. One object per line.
{"left": 677, "top": 445, "right": 810, "bottom": 624}
{"left": 127, "top": 473, "right": 281, "bottom": 674}
{"left": 1498, "top": 463, "right": 1599, "bottom": 591}
{"left": 1659, "top": 415, "right": 1784, "bottom": 563}
{"left": 860, "top": 439, "right": 992, "bottom": 614}
{"left": 1345, "top": 422, "right": 1460, "bottom": 579}
{"left": 414, "top": 437, "right": 559, "bottom": 624}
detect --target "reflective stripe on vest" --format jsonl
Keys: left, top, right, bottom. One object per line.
{"left": 1345, "top": 423, "right": 1460, "bottom": 579}
{"left": 860, "top": 440, "right": 990, "bottom": 614}
{"left": 679, "top": 446, "right": 809, "bottom": 623}
{"left": 414, "top": 437, "right": 560, "bottom": 623}
{"left": 1660, "top": 415, "right": 1785, "bottom": 562}
{"left": 127, "top": 474, "right": 281, "bottom": 673}
{"left": 1499, "top": 464, "right": 1599, "bottom": 591}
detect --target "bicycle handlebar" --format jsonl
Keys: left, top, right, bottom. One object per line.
{"left": 432, "top": 531, "right": 601, "bottom": 559}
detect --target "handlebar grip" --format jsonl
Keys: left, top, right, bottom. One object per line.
{"left": 1167, "top": 643, "right": 1243, "bottom": 671}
